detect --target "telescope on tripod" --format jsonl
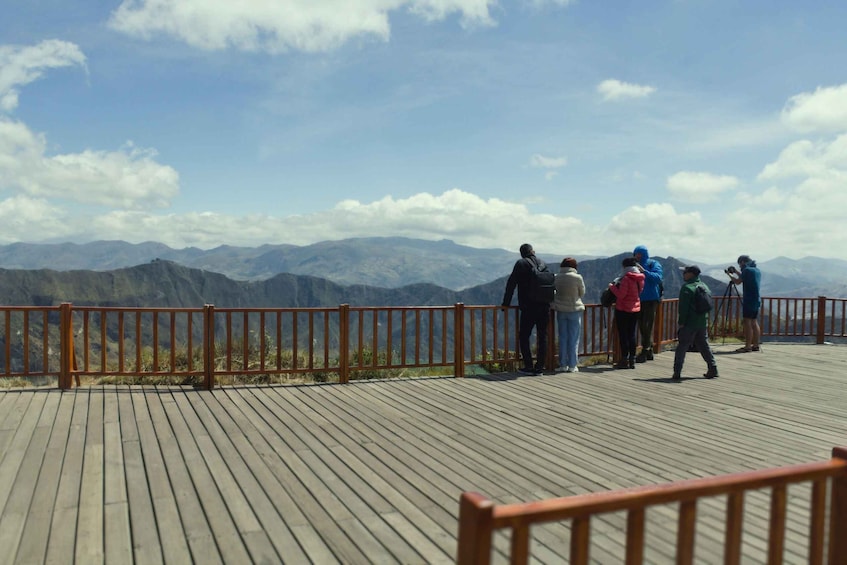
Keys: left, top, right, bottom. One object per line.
{"left": 710, "top": 267, "right": 742, "bottom": 342}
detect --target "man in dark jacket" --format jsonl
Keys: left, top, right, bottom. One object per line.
{"left": 502, "top": 243, "right": 550, "bottom": 374}
{"left": 673, "top": 265, "right": 718, "bottom": 381}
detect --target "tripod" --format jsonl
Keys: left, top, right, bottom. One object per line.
{"left": 711, "top": 276, "right": 742, "bottom": 344}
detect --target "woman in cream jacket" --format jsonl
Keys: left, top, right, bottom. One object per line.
{"left": 552, "top": 257, "right": 585, "bottom": 373}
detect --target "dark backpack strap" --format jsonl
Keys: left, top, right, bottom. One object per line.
{"left": 528, "top": 256, "right": 547, "bottom": 272}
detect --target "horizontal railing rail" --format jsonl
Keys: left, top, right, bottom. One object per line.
{"left": 457, "top": 446, "right": 847, "bottom": 564}
{"left": 0, "top": 296, "right": 844, "bottom": 388}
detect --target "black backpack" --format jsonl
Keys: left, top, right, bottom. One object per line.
{"left": 527, "top": 257, "right": 555, "bottom": 303}
{"left": 692, "top": 284, "right": 713, "bottom": 314}
{"left": 600, "top": 285, "right": 617, "bottom": 307}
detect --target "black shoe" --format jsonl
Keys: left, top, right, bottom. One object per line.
{"left": 704, "top": 367, "right": 719, "bottom": 379}
{"left": 519, "top": 367, "right": 536, "bottom": 375}
{"left": 635, "top": 354, "right": 647, "bottom": 363}
{"left": 628, "top": 359, "right": 636, "bottom": 369}
{"left": 615, "top": 362, "right": 630, "bottom": 370}
{"left": 644, "top": 350, "right": 654, "bottom": 360}
{"left": 671, "top": 373, "right": 681, "bottom": 381}
{"left": 534, "top": 365, "right": 545, "bottom": 375}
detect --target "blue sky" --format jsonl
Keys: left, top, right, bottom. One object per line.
{"left": 2, "top": 0, "right": 847, "bottom": 263}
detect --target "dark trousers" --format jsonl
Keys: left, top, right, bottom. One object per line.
{"left": 519, "top": 303, "right": 549, "bottom": 370}
{"left": 615, "top": 310, "right": 639, "bottom": 362}
{"left": 673, "top": 326, "right": 717, "bottom": 375}
{"left": 639, "top": 300, "right": 660, "bottom": 352}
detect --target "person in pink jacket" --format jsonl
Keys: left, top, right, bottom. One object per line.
{"left": 609, "top": 257, "right": 645, "bottom": 369}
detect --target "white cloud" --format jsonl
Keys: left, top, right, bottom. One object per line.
{"left": 597, "top": 79, "right": 656, "bottom": 102}
{"left": 758, "top": 135, "right": 847, "bottom": 181}
{"left": 526, "top": 0, "right": 576, "bottom": 7}
{"left": 723, "top": 132, "right": 847, "bottom": 260}
{"left": 781, "top": 84, "right": 847, "bottom": 134}
{"left": 529, "top": 154, "right": 567, "bottom": 181}
{"left": 736, "top": 186, "right": 787, "bottom": 208}
{"left": 0, "top": 195, "right": 68, "bottom": 242}
{"left": 529, "top": 154, "right": 567, "bottom": 169}
{"left": 5, "top": 183, "right": 847, "bottom": 264}
{"left": 666, "top": 171, "right": 739, "bottom": 203}
{"left": 607, "top": 203, "right": 703, "bottom": 242}
{"left": 718, "top": 175, "right": 847, "bottom": 259}
{"left": 0, "top": 118, "right": 179, "bottom": 209}
{"left": 0, "top": 41, "right": 178, "bottom": 210}
{"left": 757, "top": 136, "right": 847, "bottom": 208}
{"left": 0, "top": 189, "right": 717, "bottom": 261}
{"left": 108, "top": 0, "right": 497, "bottom": 53}
{"left": 0, "top": 40, "right": 86, "bottom": 113}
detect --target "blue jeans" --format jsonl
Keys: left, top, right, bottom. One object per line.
{"left": 556, "top": 310, "right": 582, "bottom": 368}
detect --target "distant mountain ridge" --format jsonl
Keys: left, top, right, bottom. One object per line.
{"left": 0, "top": 255, "right": 721, "bottom": 310}
{"left": 0, "top": 238, "right": 518, "bottom": 290}
{"left": 0, "top": 260, "right": 501, "bottom": 309}
{"left": 0, "top": 238, "right": 843, "bottom": 298}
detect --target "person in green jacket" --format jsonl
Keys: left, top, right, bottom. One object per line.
{"left": 673, "top": 265, "right": 719, "bottom": 381}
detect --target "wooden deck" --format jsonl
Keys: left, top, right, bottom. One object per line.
{"left": 1, "top": 342, "right": 846, "bottom": 564}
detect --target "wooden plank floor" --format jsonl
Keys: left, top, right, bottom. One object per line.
{"left": 1, "top": 342, "right": 846, "bottom": 564}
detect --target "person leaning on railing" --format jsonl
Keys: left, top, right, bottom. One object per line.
{"left": 552, "top": 257, "right": 585, "bottom": 373}
{"left": 502, "top": 243, "right": 550, "bottom": 375}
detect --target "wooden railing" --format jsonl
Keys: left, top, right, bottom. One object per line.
{"left": 0, "top": 296, "right": 844, "bottom": 389}
{"left": 457, "top": 446, "right": 847, "bottom": 564}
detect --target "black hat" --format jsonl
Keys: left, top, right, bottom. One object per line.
{"left": 682, "top": 265, "right": 701, "bottom": 276}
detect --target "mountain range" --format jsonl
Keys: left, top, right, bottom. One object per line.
{"left": 0, "top": 238, "right": 843, "bottom": 307}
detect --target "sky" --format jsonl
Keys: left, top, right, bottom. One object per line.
{"left": 2, "top": 1, "right": 847, "bottom": 264}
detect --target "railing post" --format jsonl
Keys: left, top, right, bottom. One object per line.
{"left": 816, "top": 296, "right": 827, "bottom": 344}
{"left": 59, "top": 302, "right": 73, "bottom": 390}
{"left": 454, "top": 303, "right": 465, "bottom": 378}
{"left": 546, "top": 309, "right": 556, "bottom": 371}
{"left": 203, "top": 304, "right": 215, "bottom": 390}
{"left": 338, "top": 304, "right": 350, "bottom": 384}
{"left": 457, "top": 492, "right": 494, "bottom": 565}
{"left": 654, "top": 300, "right": 665, "bottom": 354}
{"left": 611, "top": 315, "right": 621, "bottom": 364}
{"left": 829, "top": 446, "right": 847, "bottom": 564}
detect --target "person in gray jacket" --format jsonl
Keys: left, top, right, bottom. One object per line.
{"left": 552, "top": 257, "right": 585, "bottom": 373}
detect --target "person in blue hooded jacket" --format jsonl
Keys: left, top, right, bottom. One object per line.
{"left": 633, "top": 245, "right": 664, "bottom": 362}
{"left": 729, "top": 254, "right": 761, "bottom": 352}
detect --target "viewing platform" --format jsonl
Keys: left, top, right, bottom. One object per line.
{"left": 2, "top": 341, "right": 845, "bottom": 563}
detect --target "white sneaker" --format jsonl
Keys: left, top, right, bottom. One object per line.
{"left": 564, "top": 366, "right": 573, "bottom": 373}
{"left": 555, "top": 366, "right": 567, "bottom": 373}
{"left": 570, "top": 366, "right": 579, "bottom": 373}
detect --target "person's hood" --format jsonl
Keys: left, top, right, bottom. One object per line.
{"left": 633, "top": 245, "right": 649, "bottom": 262}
